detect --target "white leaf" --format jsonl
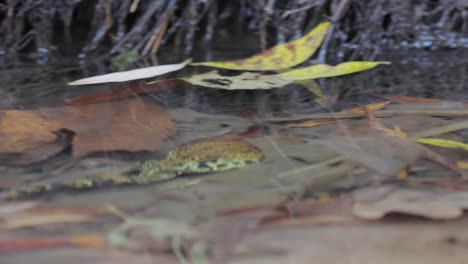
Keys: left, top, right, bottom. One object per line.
{"left": 68, "top": 59, "right": 191, "bottom": 86}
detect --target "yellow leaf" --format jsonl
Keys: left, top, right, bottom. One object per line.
{"left": 344, "top": 101, "right": 391, "bottom": 113}
{"left": 286, "top": 119, "right": 338, "bottom": 128}
{"left": 397, "top": 169, "right": 408, "bottom": 180}
{"left": 190, "top": 22, "right": 330, "bottom": 71}
{"left": 295, "top": 79, "right": 327, "bottom": 107}
{"left": 280, "top": 61, "right": 390, "bottom": 80}
{"left": 391, "top": 127, "right": 409, "bottom": 138}
{"left": 414, "top": 138, "right": 468, "bottom": 151}
{"left": 457, "top": 161, "right": 468, "bottom": 169}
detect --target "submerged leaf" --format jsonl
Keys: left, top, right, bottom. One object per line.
{"left": 280, "top": 61, "right": 390, "bottom": 80}
{"left": 40, "top": 100, "right": 176, "bottom": 157}
{"left": 181, "top": 71, "right": 291, "bottom": 90}
{"left": 65, "top": 79, "right": 185, "bottom": 105}
{"left": 372, "top": 93, "right": 468, "bottom": 108}
{"left": 353, "top": 186, "right": 468, "bottom": 220}
{"left": 0, "top": 234, "right": 106, "bottom": 251}
{"left": 294, "top": 79, "right": 327, "bottom": 107}
{"left": 0, "top": 210, "right": 95, "bottom": 229}
{"left": 286, "top": 119, "right": 338, "bottom": 128}
{"left": 457, "top": 160, "right": 468, "bottom": 169}
{"left": 68, "top": 59, "right": 191, "bottom": 85}
{"left": 0, "top": 100, "right": 176, "bottom": 161}
{"left": 345, "top": 101, "right": 391, "bottom": 113}
{"left": 190, "top": 22, "right": 330, "bottom": 71}
{"left": 415, "top": 138, "right": 468, "bottom": 151}
{"left": 0, "top": 110, "right": 62, "bottom": 152}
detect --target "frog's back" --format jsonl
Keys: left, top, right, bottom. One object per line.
{"left": 167, "top": 140, "right": 264, "bottom": 163}
{"left": 156, "top": 140, "right": 264, "bottom": 174}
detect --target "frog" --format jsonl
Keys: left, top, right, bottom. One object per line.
{"left": 1, "top": 140, "right": 264, "bottom": 200}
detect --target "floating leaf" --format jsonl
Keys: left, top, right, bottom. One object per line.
{"left": 280, "top": 61, "right": 390, "bottom": 80}
{"left": 181, "top": 71, "right": 291, "bottom": 90}
{"left": 68, "top": 59, "right": 191, "bottom": 85}
{"left": 190, "top": 22, "right": 330, "bottom": 71}
{"left": 415, "top": 138, "right": 468, "bottom": 151}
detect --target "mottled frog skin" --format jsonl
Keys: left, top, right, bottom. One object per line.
{"left": 3, "top": 140, "right": 264, "bottom": 199}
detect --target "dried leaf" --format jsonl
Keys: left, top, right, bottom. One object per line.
{"left": 372, "top": 93, "right": 468, "bottom": 107}
{"left": 0, "top": 234, "right": 106, "bottom": 252}
{"left": 286, "top": 119, "right": 338, "bottom": 128}
{"left": 457, "top": 160, "right": 468, "bottom": 169}
{"left": 0, "top": 204, "right": 108, "bottom": 229}
{"left": 353, "top": 186, "right": 468, "bottom": 220}
{"left": 0, "top": 201, "right": 38, "bottom": 215}
{"left": 0, "top": 211, "right": 95, "bottom": 229}
{"left": 40, "top": 100, "right": 176, "bottom": 157}
{"left": 181, "top": 71, "right": 291, "bottom": 90}
{"left": 285, "top": 102, "right": 389, "bottom": 128}
{"left": 0, "top": 100, "right": 176, "bottom": 160}
{"left": 108, "top": 217, "right": 197, "bottom": 252}
{"left": 344, "top": 101, "right": 391, "bottom": 113}
{"left": 279, "top": 61, "right": 390, "bottom": 80}
{"left": 190, "top": 22, "right": 330, "bottom": 71}
{"left": 70, "top": 234, "right": 107, "bottom": 249}
{"left": 65, "top": 79, "right": 184, "bottom": 105}
{"left": 0, "top": 238, "right": 73, "bottom": 251}
{"left": 267, "top": 197, "right": 358, "bottom": 227}
{"left": 0, "top": 110, "right": 62, "bottom": 152}
{"left": 68, "top": 59, "right": 191, "bottom": 85}
{"left": 322, "top": 124, "right": 425, "bottom": 176}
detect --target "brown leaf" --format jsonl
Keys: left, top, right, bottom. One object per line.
{"left": 0, "top": 203, "right": 109, "bottom": 229}
{"left": 0, "top": 130, "right": 71, "bottom": 165}
{"left": 352, "top": 185, "right": 468, "bottom": 220}
{"left": 265, "top": 197, "right": 359, "bottom": 227}
{"left": 65, "top": 79, "right": 184, "bottom": 105}
{"left": 0, "top": 210, "right": 95, "bottom": 229}
{"left": 372, "top": 93, "right": 468, "bottom": 107}
{"left": 0, "top": 110, "right": 62, "bottom": 152}
{"left": 48, "top": 100, "right": 176, "bottom": 157}
{"left": 0, "top": 99, "right": 176, "bottom": 160}
{"left": 0, "top": 234, "right": 106, "bottom": 252}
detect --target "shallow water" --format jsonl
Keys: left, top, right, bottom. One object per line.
{"left": 0, "top": 45, "right": 467, "bottom": 263}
